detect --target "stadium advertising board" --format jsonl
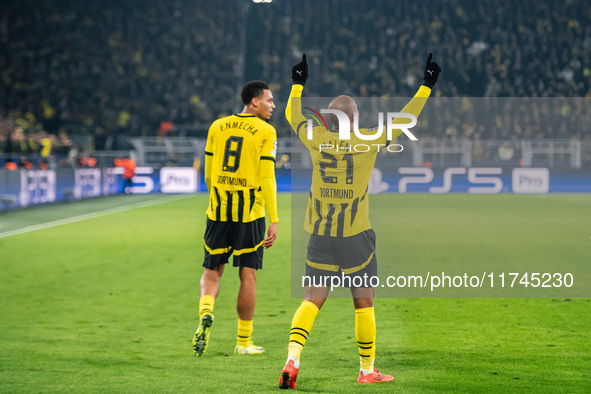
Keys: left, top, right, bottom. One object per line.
{"left": 290, "top": 167, "right": 591, "bottom": 194}
{"left": 0, "top": 167, "right": 199, "bottom": 210}
{"left": 511, "top": 168, "right": 550, "bottom": 194}
{"left": 1, "top": 166, "right": 588, "bottom": 210}
{"left": 395, "top": 167, "right": 553, "bottom": 194}
{"left": 160, "top": 167, "right": 199, "bottom": 193}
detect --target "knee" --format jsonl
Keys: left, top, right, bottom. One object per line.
{"left": 202, "top": 267, "right": 222, "bottom": 284}
{"left": 303, "top": 298, "right": 325, "bottom": 310}
{"left": 239, "top": 268, "right": 257, "bottom": 285}
{"left": 353, "top": 298, "right": 374, "bottom": 309}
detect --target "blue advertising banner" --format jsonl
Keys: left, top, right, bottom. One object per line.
{"left": 2, "top": 166, "right": 589, "bottom": 210}
{"left": 289, "top": 167, "right": 591, "bottom": 194}
{"left": 0, "top": 167, "right": 199, "bottom": 210}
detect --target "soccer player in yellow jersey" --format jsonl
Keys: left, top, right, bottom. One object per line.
{"left": 193, "top": 81, "right": 279, "bottom": 357}
{"left": 278, "top": 54, "right": 441, "bottom": 388}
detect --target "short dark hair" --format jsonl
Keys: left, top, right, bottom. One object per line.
{"left": 241, "top": 81, "right": 269, "bottom": 105}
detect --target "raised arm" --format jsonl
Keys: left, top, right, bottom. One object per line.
{"left": 387, "top": 53, "right": 442, "bottom": 141}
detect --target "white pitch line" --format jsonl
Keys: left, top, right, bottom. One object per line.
{"left": 0, "top": 194, "right": 193, "bottom": 239}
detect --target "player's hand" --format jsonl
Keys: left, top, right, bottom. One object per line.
{"left": 422, "top": 53, "right": 441, "bottom": 89}
{"left": 263, "top": 222, "right": 278, "bottom": 249}
{"left": 291, "top": 54, "right": 308, "bottom": 86}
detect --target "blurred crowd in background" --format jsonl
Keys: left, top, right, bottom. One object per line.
{"left": 1, "top": 0, "right": 590, "bottom": 165}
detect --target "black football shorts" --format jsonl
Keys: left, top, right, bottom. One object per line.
{"left": 305, "top": 229, "right": 378, "bottom": 287}
{"left": 203, "top": 217, "right": 266, "bottom": 270}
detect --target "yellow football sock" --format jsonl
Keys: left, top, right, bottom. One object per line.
{"left": 355, "top": 307, "right": 376, "bottom": 373}
{"left": 237, "top": 319, "right": 253, "bottom": 348}
{"left": 288, "top": 301, "right": 319, "bottom": 363}
{"left": 199, "top": 295, "right": 215, "bottom": 318}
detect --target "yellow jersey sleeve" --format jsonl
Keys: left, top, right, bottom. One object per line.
{"left": 376, "top": 85, "right": 432, "bottom": 146}
{"left": 205, "top": 121, "right": 216, "bottom": 155}
{"left": 285, "top": 84, "right": 313, "bottom": 148}
{"left": 260, "top": 126, "right": 277, "bottom": 161}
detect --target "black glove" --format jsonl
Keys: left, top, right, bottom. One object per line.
{"left": 291, "top": 54, "right": 308, "bottom": 86}
{"left": 422, "top": 53, "right": 441, "bottom": 89}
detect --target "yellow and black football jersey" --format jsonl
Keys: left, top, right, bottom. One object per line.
{"left": 205, "top": 113, "right": 277, "bottom": 223}
{"left": 299, "top": 125, "right": 383, "bottom": 237}
{"left": 286, "top": 84, "right": 431, "bottom": 237}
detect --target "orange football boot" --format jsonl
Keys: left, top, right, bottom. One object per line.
{"left": 279, "top": 359, "right": 299, "bottom": 389}
{"left": 357, "top": 367, "right": 394, "bottom": 384}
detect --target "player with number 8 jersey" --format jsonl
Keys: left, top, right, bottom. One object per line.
{"left": 193, "top": 81, "right": 279, "bottom": 358}
{"left": 205, "top": 111, "right": 278, "bottom": 223}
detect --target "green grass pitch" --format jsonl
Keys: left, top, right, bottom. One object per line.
{"left": 0, "top": 193, "right": 589, "bottom": 392}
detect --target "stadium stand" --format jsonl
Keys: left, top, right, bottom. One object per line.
{"left": 0, "top": 0, "right": 590, "bottom": 167}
